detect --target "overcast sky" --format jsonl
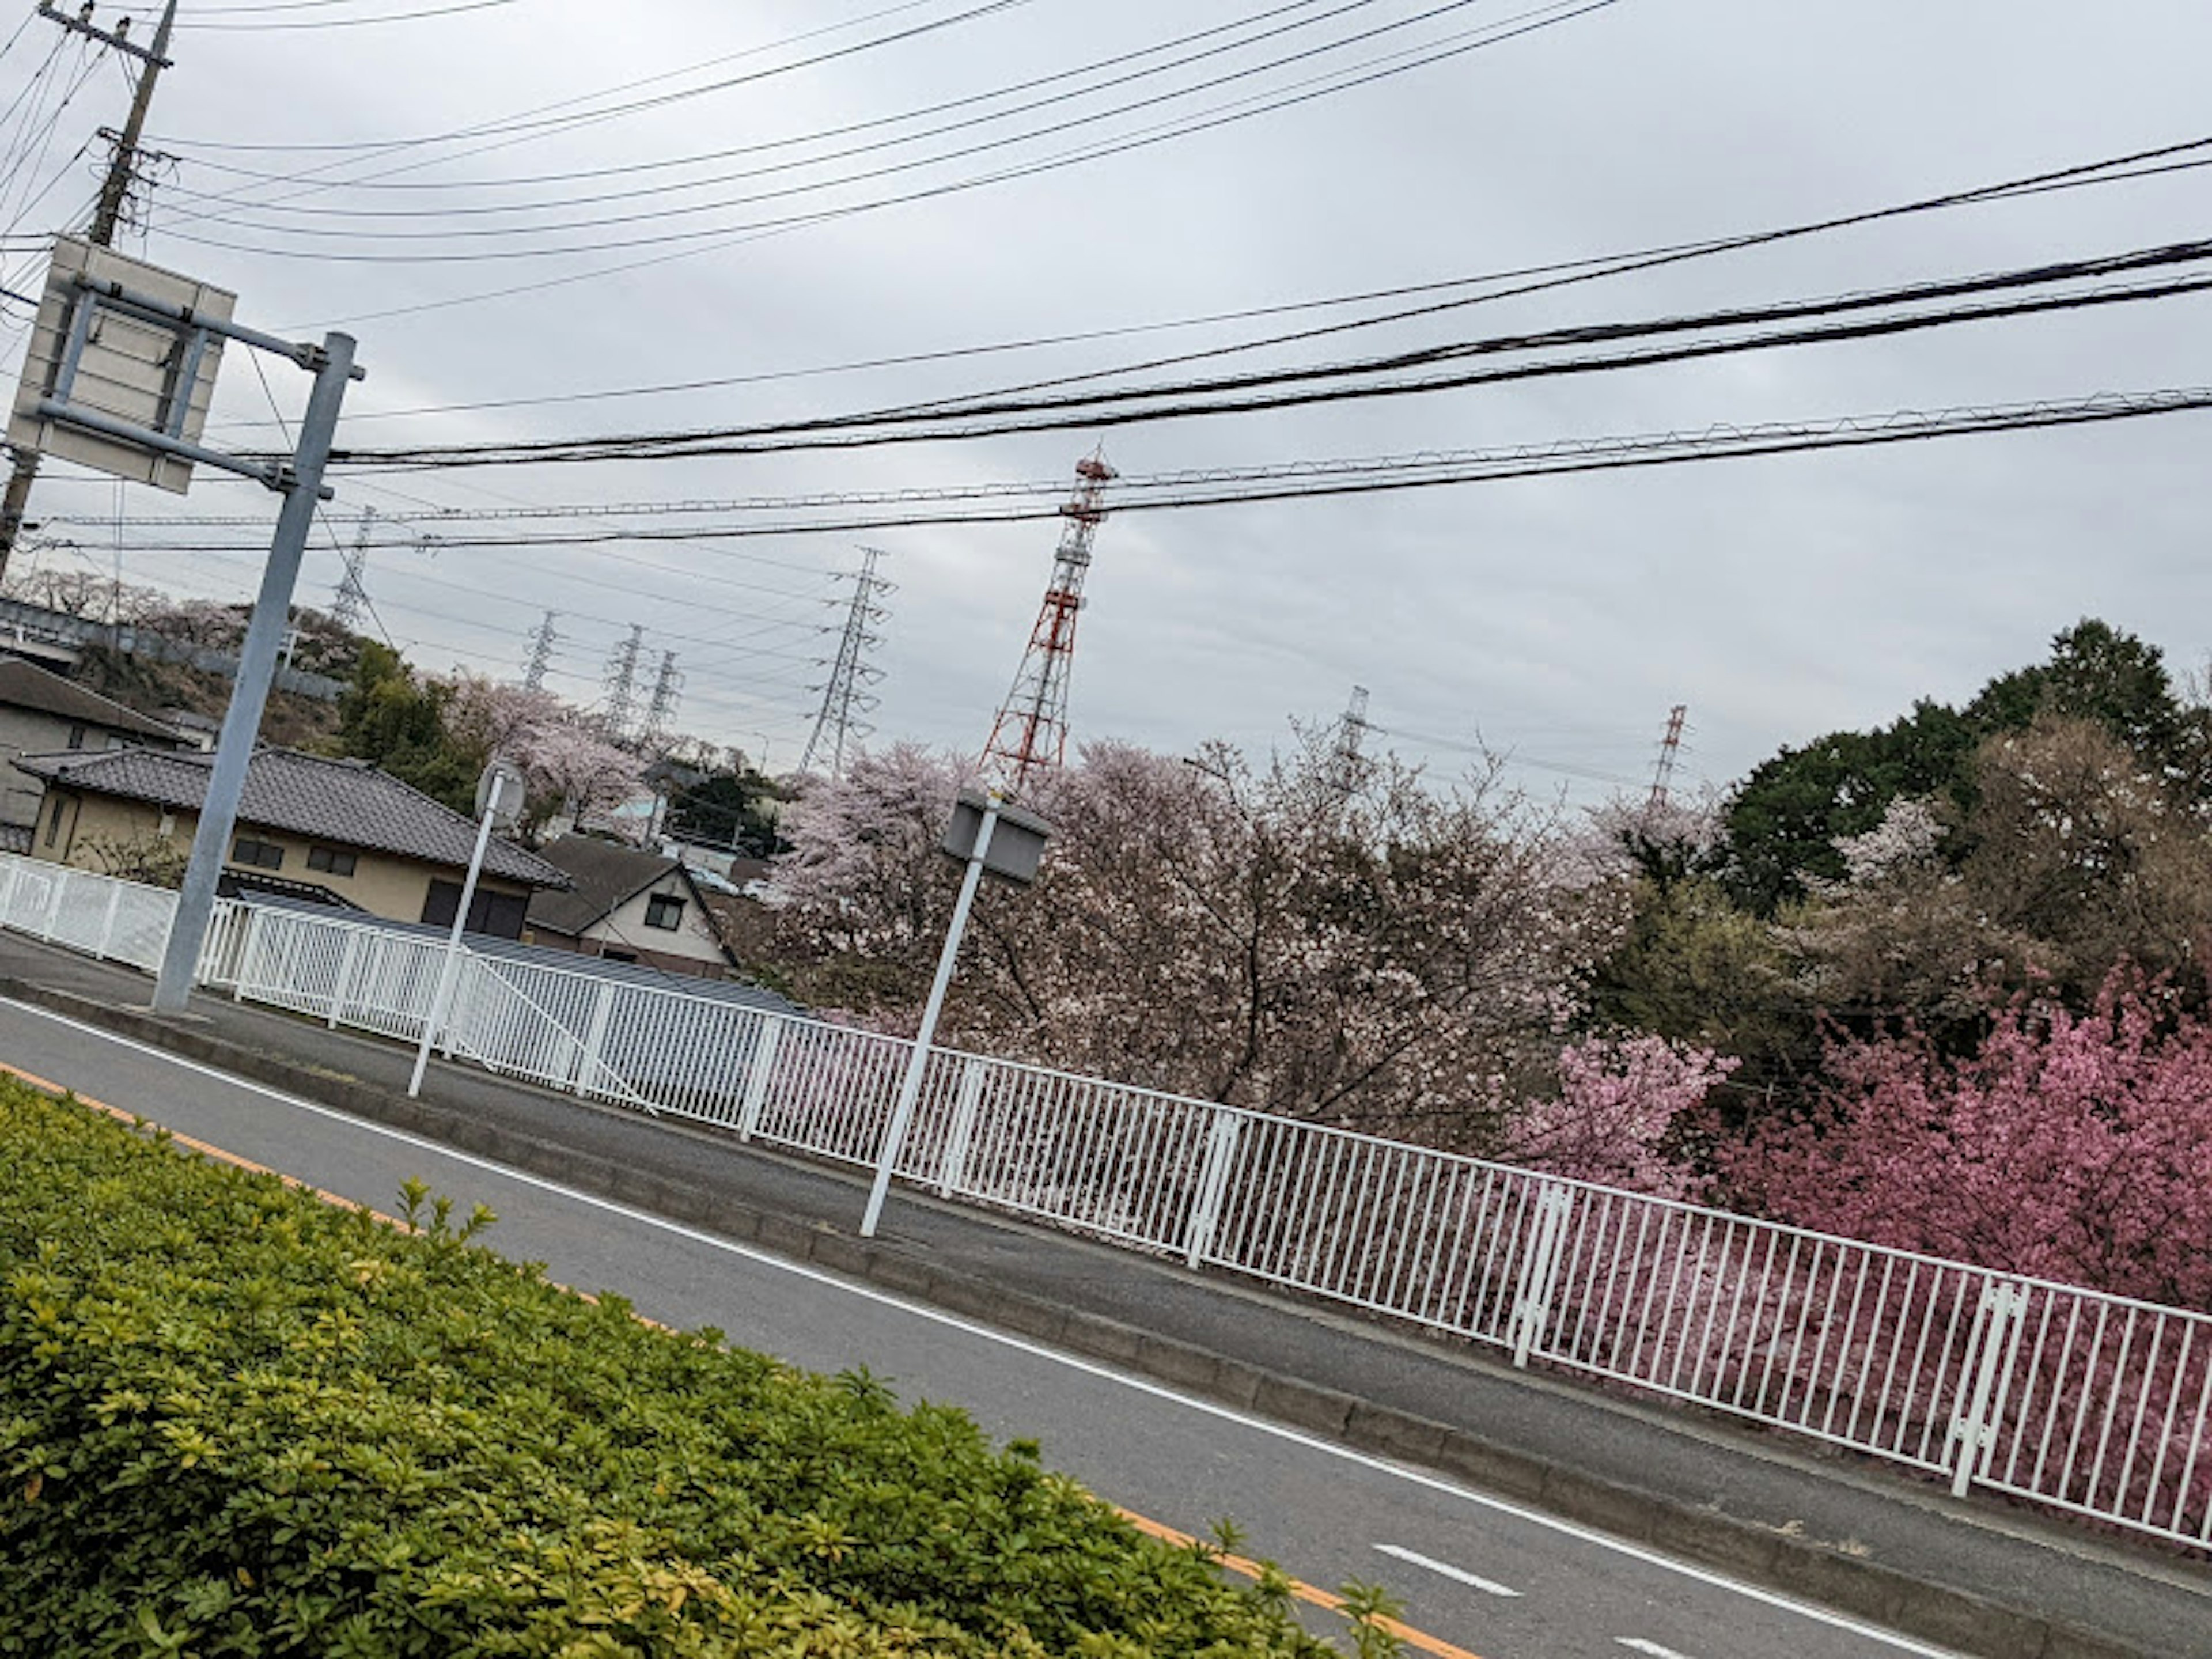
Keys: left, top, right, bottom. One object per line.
{"left": 2, "top": 0, "right": 2208, "bottom": 802}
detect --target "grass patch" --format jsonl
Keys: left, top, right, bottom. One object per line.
{"left": 0, "top": 1077, "right": 1334, "bottom": 1657}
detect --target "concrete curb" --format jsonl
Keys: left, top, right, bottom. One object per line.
{"left": 1, "top": 977, "right": 2164, "bottom": 1659}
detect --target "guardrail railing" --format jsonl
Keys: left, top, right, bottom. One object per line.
{"left": 1, "top": 849, "right": 2205, "bottom": 1552}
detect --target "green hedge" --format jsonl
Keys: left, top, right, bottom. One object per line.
{"left": 0, "top": 1080, "right": 1332, "bottom": 1658}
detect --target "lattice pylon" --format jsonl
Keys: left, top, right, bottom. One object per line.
{"left": 980, "top": 453, "right": 1115, "bottom": 794}
{"left": 802, "top": 546, "right": 891, "bottom": 778}
{"left": 331, "top": 506, "right": 374, "bottom": 631}
{"left": 1647, "top": 704, "right": 1688, "bottom": 810}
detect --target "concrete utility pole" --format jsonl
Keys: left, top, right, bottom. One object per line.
{"left": 0, "top": 0, "right": 179, "bottom": 584}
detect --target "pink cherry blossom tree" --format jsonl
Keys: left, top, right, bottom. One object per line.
{"left": 1722, "top": 973, "right": 2212, "bottom": 1308}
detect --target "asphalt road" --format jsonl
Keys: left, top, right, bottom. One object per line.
{"left": 0, "top": 994, "right": 1963, "bottom": 1659}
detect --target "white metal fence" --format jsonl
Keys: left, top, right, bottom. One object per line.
{"left": 2, "top": 850, "right": 2207, "bottom": 1552}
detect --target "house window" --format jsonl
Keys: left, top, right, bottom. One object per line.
{"left": 65, "top": 723, "right": 86, "bottom": 751}
{"left": 232, "top": 838, "right": 285, "bottom": 870}
{"left": 421, "top": 880, "right": 528, "bottom": 941}
{"left": 44, "top": 794, "right": 64, "bottom": 847}
{"left": 644, "top": 893, "right": 685, "bottom": 931}
{"left": 306, "top": 845, "right": 358, "bottom": 877}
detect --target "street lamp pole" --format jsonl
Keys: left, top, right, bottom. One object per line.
{"left": 859, "top": 792, "right": 1001, "bottom": 1238}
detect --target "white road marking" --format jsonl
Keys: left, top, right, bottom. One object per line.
{"left": 1617, "top": 1641, "right": 1697, "bottom": 1659}
{"left": 1, "top": 997, "right": 1965, "bottom": 1657}
{"left": 1374, "top": 1543, "right": 1521, "bottom": 1598}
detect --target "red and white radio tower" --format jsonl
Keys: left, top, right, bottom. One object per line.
{"left": 980, "top": 451, "right": 1116, "bottom": 794}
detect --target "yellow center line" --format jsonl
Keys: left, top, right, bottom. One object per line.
{"left": 1, "top": 1058, "right": 1484, "bottom": 1659}
{"left": 1117, "top": 1509, "right": 1486, "bottom": 1659}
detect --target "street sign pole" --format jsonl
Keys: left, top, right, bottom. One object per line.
{"left": 151, "top": 331, "right": 358, "bottom": 1011}
{"left": 408, "top": 768, "right": 511, "bottom": 1098}
{"left": 859, "top": 792, "right": 1002, "bottom": 1239}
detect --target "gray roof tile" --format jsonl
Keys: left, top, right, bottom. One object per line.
{"left": 16, "top": 745, "right": 569, "bottom": 888}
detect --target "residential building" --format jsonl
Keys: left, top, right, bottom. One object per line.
{"left": 525, "top": 834, "right": 738, "bottom": 978}
{"left": 18, "top": 746, "right": 568, "bottom": 936}
{"left": 0, "top": 657, "right": 188, "bottom": 840}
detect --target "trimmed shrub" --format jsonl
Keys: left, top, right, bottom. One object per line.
{"left": 0, "top": 1079, "right": 1328, "bottom": 1658}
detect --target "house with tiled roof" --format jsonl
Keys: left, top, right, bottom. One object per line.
{"left": 18, "top": 745, "right": 569, "bottom": 937}
{"left": 525, "top": 834, "right": 737, "bottom": 979}
{"left": 0, "top": 657, "right": 188, "bottom": 842}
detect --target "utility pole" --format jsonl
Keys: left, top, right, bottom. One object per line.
{"left": 0, "top": 0, "right": 179, "bottom": 582}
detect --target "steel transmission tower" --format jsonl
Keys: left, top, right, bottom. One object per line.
{"left": 1327, "top": 684, "right": 1374, "bottom": 795}
{"left": 642, "top": 649, "right": 683, "bottom": 751}
{"left": 603, "top": 623, "right": 645, "bottom": 741}
{"left": 331, "top": 507, "right": 374, "bottom": 631}
{"left": 801, "top": 547, "right": 892, "bottom": 778}
{"left": 1647, "top": 704, "right": 1690, "bottom": 811}
{"left": 520, "top": 610, "right": 559, "bottom": 690}
{"left": 981, "top": 453, "right": 1115, "bottom": 793}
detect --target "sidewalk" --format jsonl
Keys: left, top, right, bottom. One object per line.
{"left": 2, "top": 927, "right": 2207, "bottom": 1659}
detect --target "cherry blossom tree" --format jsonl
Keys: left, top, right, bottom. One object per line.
{"left": 1721, "top": 974, "right": 2212, "bottom": 1308}
{"left": 440, "top": 671, "right": 645, "bottom": 836}
{"left": 771, "top": 735, "right": 1631, "bottom": 1145}
{"left": 1504, "top": 1034, "right": 1737, "bottom": 1200}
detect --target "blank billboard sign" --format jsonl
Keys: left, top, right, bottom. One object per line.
{"left": 6, "top": 236, "right": 235, "bottom": 495}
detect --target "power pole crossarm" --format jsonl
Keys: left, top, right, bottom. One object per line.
{"left": 91, "top": 1, "right": 179, "bottom": 244}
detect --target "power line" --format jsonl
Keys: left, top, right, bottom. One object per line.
{"left": 145, "top": 0, "right": 1032, "bottom": 154}
{"left": 165, "top": 132, "right": 2212, "bottom": 439}
{"left": 160, "top": 0, "right": 1472, "bottom": 232}
{"left": 153, "top": 1, "right": 1620, "bottom": 264}
{"left": 313, "top": 238, "right": 2212, "bottom": 468}
{"left": 63, "top": 382, "right": 2212, "bottom": 543}
{"left": 163, "top": 0, "right": 1380, "bottom": 207}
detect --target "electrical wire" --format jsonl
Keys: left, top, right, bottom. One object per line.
{"left": 67, "top": 385, "right": 2212, "bottom": 545}
{"left": 313, "top": 240, "right": 2212, "bottom": 467}
{"left": 155, "top": 1, "right": 1619, "bottom": 263}
{"left": 190, "top": 135, "right": 2212, "bottom": 438}
{"left": 164, "top": 0, "right": 1368, "bottom": 207}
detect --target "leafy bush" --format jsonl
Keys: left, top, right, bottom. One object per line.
{"left": 0, "top": 1080, "right": 1329, "bottom": 1658}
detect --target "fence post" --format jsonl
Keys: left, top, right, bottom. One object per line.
{"left": 1183, "top": 1108, "right": 1244, "bottom": 1270}
{"left": 38, "top": 869, "right": 65, "bottom": 941}
{"left": 327, "top": 928, "right": 362, "bottom": 1030}
{"left": 735, "top": 1016, "right": 781, "bottom": 1140}
{"left": 1510, "top": 1182, "right": 1574, "bottom": 1369}
{"left": 1949, "top": 1278, "right": 2024, "bottom": 1499}
{"left": 232, "top": 906, "right": 266, "bottom": 1002}
{"left": 937, "top": 1057, "right": 988, "bottom": 1197}
{"left": 95, "top": 882, "right": 122, "bottom": 960}
{"left": 438, "top": 952, "right": 478, "bottom": 1059}
{"left": 0, "top": 855, "right": 19, "bottom": 927}
{"left": 571, "top": 978, "right": 616, "bottom": 1098}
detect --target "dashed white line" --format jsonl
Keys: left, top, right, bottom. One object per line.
{"left": 1374, "top": 1543, "right": 1521, "bottom": 1598}
{"left": 1617, "top": 1640, "right": 1696, "bottom": 1659}
{"left": 1, "top": 997, "right": 1967, "bottom": 1656}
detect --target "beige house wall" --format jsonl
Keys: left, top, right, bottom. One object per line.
{"left": 0, "top": 706, "right": 177, "bottom": 830}
{"left": 531, "top": 869, "right": 730, "bottom": 977}
{"left": 591, "top": 870, "right": 728, "bottom": 968}
{"left": 31, "top": 789, "right": 530, "bottom": 921}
